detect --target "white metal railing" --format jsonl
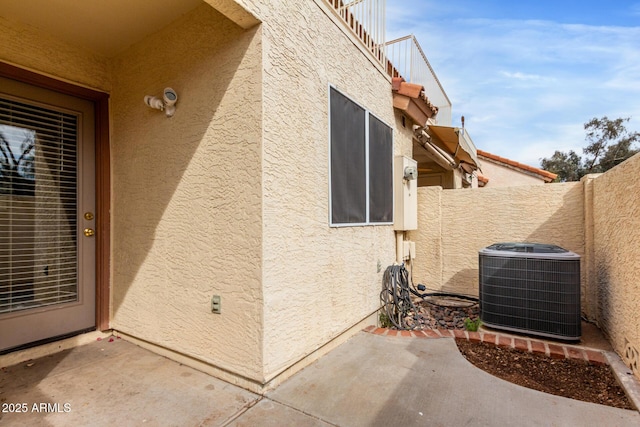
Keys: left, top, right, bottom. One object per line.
{"left": 385, "top": 35, "right": 452, "bottom": 125}
{"left": 325, "top": 0, "right": 387, "bottom": 68}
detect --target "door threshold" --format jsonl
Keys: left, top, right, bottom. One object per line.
{"left": 0, "top": 329, "right": 112, "bottom": 368}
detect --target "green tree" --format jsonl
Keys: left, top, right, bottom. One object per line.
{"left": 541, "top": 116, "right": 640, "bottom": 182}
{"left": 540, "top": 150, "right": 584, "bottom": 182}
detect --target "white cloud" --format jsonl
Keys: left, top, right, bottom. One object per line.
{"left": 500, "top": 71, "right": 546, "bottom": 81}
{"left": 386, "top": 10, "right": 640, "bottom": 167}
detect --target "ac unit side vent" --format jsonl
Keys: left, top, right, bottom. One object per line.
{"left": 479, "top": 243, "right": 581, "bottom": 341}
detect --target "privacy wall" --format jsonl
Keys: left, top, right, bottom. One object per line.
{"left": 409, "top": 182, "right": 586, "bottom": 309}
{"left": 410, "top": 153, "right": 640, "bottom": 380}
{"left": 592, "top": 153, "right": 640, "bottom": 378}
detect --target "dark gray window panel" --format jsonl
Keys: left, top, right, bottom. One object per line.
{"left": 368, "top": 115, "right": 393, "bottom": 223}
{"left": 330, "top": 87, "right": 366, "bottom": 224}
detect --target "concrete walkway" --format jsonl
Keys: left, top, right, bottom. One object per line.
{"left": 1, "top": 332, "right": 639, "bottom": 426}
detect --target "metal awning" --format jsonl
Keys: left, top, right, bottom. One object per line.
{"left": 427, "top": 125, "right": 480, "bottom": 169}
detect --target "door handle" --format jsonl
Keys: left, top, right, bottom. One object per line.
{"left": 83, "top": 228, "right": 95, "bottom": 237}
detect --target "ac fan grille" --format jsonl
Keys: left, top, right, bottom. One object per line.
{"left": 479, "top": 254, "right": 581, "bottom": 340}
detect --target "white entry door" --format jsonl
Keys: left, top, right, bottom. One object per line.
{"left": 0, "top": 76, "right": 96, "bottom": 352}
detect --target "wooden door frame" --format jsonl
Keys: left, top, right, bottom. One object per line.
{"left": 0, "top": 62, "right": 111, "bottom": 331}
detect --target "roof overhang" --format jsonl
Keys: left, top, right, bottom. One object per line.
{"left": 427, "top": 125, "right": 480, "bottom": 170}
{"left": 392, "top": 77, "right": 438, "bottom": 127}
{"left": 0, "top": 0, "right": 259, "bottom": 58}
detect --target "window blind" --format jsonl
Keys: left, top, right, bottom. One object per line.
{"left": 0, "top": 96, "right": 78, "bottom": 314}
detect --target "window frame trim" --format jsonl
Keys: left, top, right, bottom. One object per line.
{"left": 328, "top": 84, "right": 394, "bottom": 228}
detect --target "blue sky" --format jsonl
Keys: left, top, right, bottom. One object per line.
{"left": 385, "top": 1, "right": 640, "bottom": 167}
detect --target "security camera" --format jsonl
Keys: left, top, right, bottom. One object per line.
{"left": 144, "top": 87, "right": 178, "bottom": 117}
{"left": 163, "top": 88, "right": 178, "bottom": 106}
{"left": 144, "top": 95, "right": 164, "bottom": 111}
{"left": 163, "top": 87, "right": 177, "bottom": 117}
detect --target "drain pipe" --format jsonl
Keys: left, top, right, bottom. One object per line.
{"left": 396, "top": 231, "right": 404, "bottom": 264}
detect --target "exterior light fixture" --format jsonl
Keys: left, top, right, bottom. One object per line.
{"left": 144, "top": 87, "right": 178, "bottom": 117}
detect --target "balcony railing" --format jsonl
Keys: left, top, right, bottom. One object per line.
{"left": 385, "top": 35, "right": 452, "bottom": 125}
{"left": 325, "top": 0, "right": 386, "bottom": 67}
{"left": 323, "top": 3, "right": 452, "bottom": 126}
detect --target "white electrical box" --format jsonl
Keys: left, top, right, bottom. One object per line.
{"left": 403, "top": 241, "right": 416, "bottom": 260}
{"left": 394, "top": 156, "right": 418, "bottom": 231}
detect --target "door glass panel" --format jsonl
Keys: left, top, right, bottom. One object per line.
{"left": 0, "top": 97, "right": 78, "bottom": 314}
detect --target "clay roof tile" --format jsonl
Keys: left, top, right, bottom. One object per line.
{"left": 392, "top": 77, "right": 439, "bottom": 118}
{"left": 477, "top": 149, "right": 558, "bottom": 182}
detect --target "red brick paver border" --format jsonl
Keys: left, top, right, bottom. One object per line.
{"left": 548, "top": 343, "right": 566, "bottom": 359}
{"left": 514, "top": 338, "right": 529, "bottom": 352}
{"left": 530, "top": 340, "right": 546, "bottom": 355}
{"left": 498, "top": 336, "right": 513, "bottom": 348}
{"left": 422, "top": 329, "right": 441, "bottom": 338}
{"left": 585, "top": 349, "right": 608, "bottom": 365}
{"left": 363, "top": 325, "right": 609, "bottom": 366}
{"left": 452, "top": 329, "right": 467, "bottom": 339}
{"left": 467, "top": 332, "right": 481, "bottom": 343}
{"left": 482, "top": 333, "right": 498, "bottom": 345}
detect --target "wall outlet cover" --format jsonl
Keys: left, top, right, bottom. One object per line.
{"left": 211, "top": 295, "right": 221, "bottom": 314}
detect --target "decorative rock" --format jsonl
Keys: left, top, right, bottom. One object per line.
{"left": 407, "top": 298, "right": 480, "bottom": 331}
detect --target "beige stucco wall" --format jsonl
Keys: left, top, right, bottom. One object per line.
{"left": 592, "top": 153, "right": 640, "bottom": 378}
{"left": 258, "top": 0, "right": 405, "bottom": 380}
{"left": 394, "top": 110, "right": 419, "bottom": 156}
{"left": 409, "top": 183, "right": 587, "bottom": 311}
{"left": 479, "top": 158, "right": 547, "bottom": 187}
{"left": 0, "top": 16, "right": 111, "bottom": 92}
{"left": 1, "top": 0, "right": 409, "bottom": 387}
{"left": 410, "top": 187, "right": 443, "bottom": 290}
{"left": 109, "top": 5, "right": 264, "bottom": 382}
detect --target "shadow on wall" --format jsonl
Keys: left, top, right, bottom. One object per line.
{"left": 109, "top": 4, "right": 262, "bottom": 345}
{"left": 439, "top": 182, "right": 585, "bottom": 299}
{"left": 597, "top": 262, "right": 612, "bottom": 335}
{"left": 525, "top": 183, "right": 585, "bottom": 248}
{"left": 438, "top": 268, "right": 477, "bottom": 296}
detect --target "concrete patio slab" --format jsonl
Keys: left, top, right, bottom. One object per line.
{"left": 227, "top": 399, "right": 333, "bottom": 427}
{"left": 268, "top": 333, "right": 640, "bottom": 427}
{"left": 2, "top": 331, "right": 639, "bottom": 426}
{"left": 0, "top": 338, "right": 259, "bottom": 426}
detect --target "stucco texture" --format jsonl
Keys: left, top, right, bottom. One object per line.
{"left": 258, "top": 0, "right": 405, "bottom": 380}
{"left": 592, "top": 153, "right": 640, "bottom": 378}
{"left": 480, "top": 158, "right": 548, "bottom": 187}
{"left": 409, "top": 183, "right": 586, "bottom": 304}
{"left": 0, "top": 15, "right": 110, "bottom": 92}
{"left": 109, "top": 5, "right": 264, "bottom": 381}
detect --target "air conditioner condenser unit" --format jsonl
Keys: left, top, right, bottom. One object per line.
{"left": 479, "top": 242, "right": 581, "bottom": 341}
